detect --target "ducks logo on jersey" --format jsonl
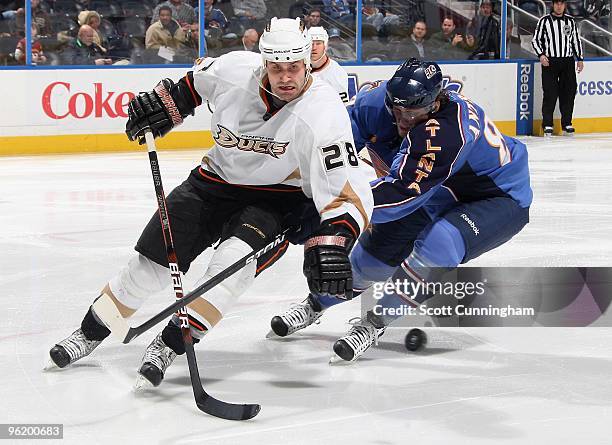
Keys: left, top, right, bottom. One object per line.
{"left": 213, "top": 124, "right": 290, "bottom": 159}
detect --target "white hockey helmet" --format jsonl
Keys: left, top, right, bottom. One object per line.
{"left": 307, "top": 26, "right": 329, "bottom": 47}
{"left": 259, "top": 17, "right": 312, "bottom": 69}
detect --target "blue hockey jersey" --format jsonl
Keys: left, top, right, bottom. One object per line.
{"left": 347, "top": 80, "right": 402, "bottom": 177}
{"left": 364, "top": 92, "right": 533, "bottom": 224}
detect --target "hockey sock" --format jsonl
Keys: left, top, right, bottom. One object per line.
{"left": 373, "top": 219, "right": 466, "bottom": 326}
{"left": 314, "top": 293, "right": 345, "bottom": 310}
{"left": 375, "top": 253, "right": 461, "bottom": 326}
{"left": 81, "top": 305, "right": 111, "bottom": 341}
{"left": 313, "top": 288, "right": 365, "bottom": 309}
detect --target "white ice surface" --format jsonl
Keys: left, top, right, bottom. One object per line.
{"left": 1, "top": 134, "right": 612, "bottom": 444}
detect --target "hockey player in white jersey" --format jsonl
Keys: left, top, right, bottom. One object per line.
{"left": 46, "top": 17, "right": 374, "bottom": 388}
{"left": 308, "top": 26, "right": 349, "bottom": 103}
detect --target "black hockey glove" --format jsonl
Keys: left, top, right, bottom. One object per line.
{"left": 303, "top": 217, "right": 357, "bottom": 300}
{"left": 126, "top": 75, "right": 200, "bottom": 144}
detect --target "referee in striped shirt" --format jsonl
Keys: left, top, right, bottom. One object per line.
{"left": 532, "top": 0, "right": 584, "bottom": 136}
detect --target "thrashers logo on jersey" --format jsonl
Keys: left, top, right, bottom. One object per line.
{"left": 213, "top": 124, "right": 290, "bottom": 159}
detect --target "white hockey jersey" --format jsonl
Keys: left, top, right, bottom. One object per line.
{"left": 191, "top": 51, "right": 374, "bottom": 232}
{"left": 311, "top": 57, "right": 349, "bottom": 103}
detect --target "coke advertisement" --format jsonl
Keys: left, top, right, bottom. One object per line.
{"left": 2, "top": 68, "right": 210, "bottom": 138}
{"left": 41, "top": 82, "right": 135, "bottom": 120}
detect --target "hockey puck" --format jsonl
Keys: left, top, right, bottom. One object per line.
{"left": 404, "top": 328, "right": 427, "bottom": 351}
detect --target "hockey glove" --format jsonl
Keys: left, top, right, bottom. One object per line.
{"left": 303, "top": 218, "right": 357, "bottom": 300}
{"left": 126, "top": 75, "right": 200, "bottom": 144}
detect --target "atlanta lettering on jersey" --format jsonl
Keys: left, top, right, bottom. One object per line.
{"left": 407, "top": 119, "right": 441, "bottom": 194}
{"left": 213, "top": 124, "right": 290, "bottom": 159}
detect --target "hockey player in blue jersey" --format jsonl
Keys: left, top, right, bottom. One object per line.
{"left": 270, "top": 59, "right": 533, "bottom": 362}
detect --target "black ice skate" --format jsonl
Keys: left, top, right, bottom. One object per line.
{"left": 332, "top": 316, "right": 386, "bottom": 363}
{"left": 135, "top": 332, "right": 177, "bottom": 389}
{"left": 268, "top": 294, "right": 323, "bottom": 338}
{"left": 47, "top": 328, "right": 103, "bottom": 369}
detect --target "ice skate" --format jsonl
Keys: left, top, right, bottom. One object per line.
{"left": 268, "top": 294, "right": 323, "bottom": 338}
{"left": 331, "top": 315, "right": 386, "bottom": 363}
{"left": 563, "top": 125, "right": 575, "bottom": 136}
{"left": 543, "top": 126, "right": 553, "bottom": 137}
{"left": 135, "top": 332, "right": 177, "bottom": 388}
{"left": 46, "top": 328, "right": 103, "bottom": 370}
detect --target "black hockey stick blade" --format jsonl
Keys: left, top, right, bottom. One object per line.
{"left": 185, "top": 342, "right": 261, "bottom": 420}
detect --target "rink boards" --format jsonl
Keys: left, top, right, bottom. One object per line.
{"left": 1, "top": 60, "right": 611, "bottom": 155}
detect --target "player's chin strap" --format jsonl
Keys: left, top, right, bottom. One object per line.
{"left": 254, "top": 66, "right": 312, "bottom": 102}
{"left": 311, "top": 53, "right": 327, "bottom": 67}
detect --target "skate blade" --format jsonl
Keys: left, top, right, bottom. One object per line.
{"left": 43, "top": 359, "right": 59, "bottom": 371}
{"left": 133, "top": 375, "right": 154, "bottom": 392}
{"left": 328, "top": 355, "right": 353, "bottom": 366}
{"left": 266, "top": 329, "right": 281, "bottom": 339}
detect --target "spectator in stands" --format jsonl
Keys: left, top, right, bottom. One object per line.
{"left": 14, "top": 22, "right": 46, "bottom": 64}
{"left": 377, "top": 11, "right": 403, "bottom": 41}
{"left": 30, "top": 0, "right": 50, "bottom": 35}
{"left": 201, "top": 0, "right": 228, "bottom": 32}
{"left": 430, "top": 16, "right": 466, "bottom": 59}
{"left": 8, "top": 8, "right": 25, "bottom": 37}
{"left": 469, "top": 0, "right": 491, "bottom": 35}
{"left": 322, "top": 0, "right": 351, "bottom": 21}
{"left": 65, "top": 24, "right": 111, "bottom": 65}
{"left": 181, "top": 23, "right": 199, "bottom": 61}
{"left": 469, "top": 0, "right": 500, "bottom": 59}
{"left": 5, "top": 0, "right": 46, "bottom": 36}
{"left": 584, "top": 0, "right": 610, "bottom": 54}
{"left": 77, "top": 10, "right": 107, "bottom": 53}
{"left": 231, "top": 0, "right": 267, "bottom": 29}
{"left": 152, "top": 0, "right": 197, "bottom": 27}
{"left": 146, "top": 5, "right": 191, "bottom": 52}
{"left": 362, "top": 0, "right": 383, "bottom": 32}
{"left": 0, "top": 5, "right": 19, "bottom": 36}
{"left": 324, "top": 0, "right": 354, "bottom": 26}
{"left": 1, "top": 2, "right": 20, "bottom": 22}
{"left": 242, "top": 28, "right": 259, "bottom": 51}
{"left": 389, "top": 20, "right": 432, "bottom": 60}
{"left": 409, "top": 20, "right": 430, "bottom": 58}
{"left": 326, "top": 27, "right": 355, "bottom": 61}
{"left": 461, "top": 33, "right": 478, "bottom": 55}
{"left": 306, "top": 8, "right": 323, "bottom": 29}
{"left": 11, "top": 0, "right": 49, "bottom": 37}
{"left": 585, "top": 0, "right": 610, "bottom": 22}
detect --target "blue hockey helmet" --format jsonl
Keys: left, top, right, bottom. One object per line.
{"left": 385, "top": 58, "right": 444, "bottom": 110}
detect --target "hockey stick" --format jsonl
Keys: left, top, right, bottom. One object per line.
{"left": 135, "top": 131, "right": 260, "bottom": 420}
{"left": 93, "top": 227, "right": 288, "bottom": 345}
